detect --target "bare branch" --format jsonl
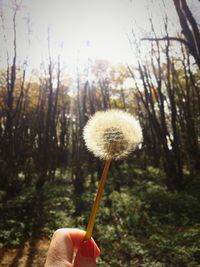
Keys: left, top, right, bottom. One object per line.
{"left": 141, "top": 36, "right": 189, "bottom": 46}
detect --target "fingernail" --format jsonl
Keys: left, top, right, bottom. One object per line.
{"left": 80, "top": 240, "right": 95, "bottom": 258}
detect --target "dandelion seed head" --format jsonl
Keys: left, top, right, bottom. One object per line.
{"left": 83, "top": 109, "right": 142, "bottom": 160}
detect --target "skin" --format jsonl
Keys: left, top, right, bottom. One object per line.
{"left": 45, "top": 228, "right": 100, "bottom": 267}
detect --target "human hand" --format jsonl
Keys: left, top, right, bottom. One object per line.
{"left": 45, "top": 228, "right": 100, "bottom": 267}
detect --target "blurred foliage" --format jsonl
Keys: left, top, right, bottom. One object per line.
{"left": 1, "top": 165, "right": 199, "bottom": 266}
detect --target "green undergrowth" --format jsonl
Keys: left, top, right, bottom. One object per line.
{"left": 0, "top": 166, "right": 200, "bottom": 266}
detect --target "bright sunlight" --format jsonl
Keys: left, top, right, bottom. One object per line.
{"left": 0, "top": 0, "right": 183, "bottom": 73}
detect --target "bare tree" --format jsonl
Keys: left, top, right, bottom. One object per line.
{"left": 142, "top": 0, "right": 200, "bottom": 69}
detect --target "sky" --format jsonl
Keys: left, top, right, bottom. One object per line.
{"left": 0, "top": 0, "right": 199, "bottom": 76}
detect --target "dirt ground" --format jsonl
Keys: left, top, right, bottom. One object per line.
{"left": 0, "top": 238, "right": 50, "bottom": 267}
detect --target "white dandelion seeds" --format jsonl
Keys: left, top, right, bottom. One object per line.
{"left": 83, "top": 109, "right": 142, "bottom": 160}
{"left": 80, "top": 109, "right": 143, "bottom": 242}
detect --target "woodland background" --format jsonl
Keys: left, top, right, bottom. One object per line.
{"left": 0, "top": 0, "right": 200, "bottom": 266}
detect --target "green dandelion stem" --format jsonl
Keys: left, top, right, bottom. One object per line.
{"left": 85, "top": 159, "right": 112, "bottom": 240}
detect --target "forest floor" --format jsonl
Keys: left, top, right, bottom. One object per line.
{"left": 1, "top": 169, "right": 200, "bottom": 267}
{"left": 0, "top": 179, "right": 77, "bottom": 267}
{"left": 0, "top": 238, "right": 50, "bottom": 267}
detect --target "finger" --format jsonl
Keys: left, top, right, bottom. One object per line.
{"left": 67, "top": 228, "right": 100, "bottom": 257}
{"left": 44, "top": 228, "right": 100, "bottom": 267}
{"left": 73, "top": 239, "right": 98, "bottom": 267}
{"left": 45, "top": 229, "right": 73, "bottom": 267}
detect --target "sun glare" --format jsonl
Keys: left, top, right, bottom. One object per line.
{"left": 37, "top": 0, "right": 133, "bottom": 66}
{"left": 0, "top": 0, "right": 185, "bottom": 74}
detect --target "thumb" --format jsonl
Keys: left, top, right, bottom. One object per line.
{"left": 73, "top": 239, "right": 98, "bottom": 267}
